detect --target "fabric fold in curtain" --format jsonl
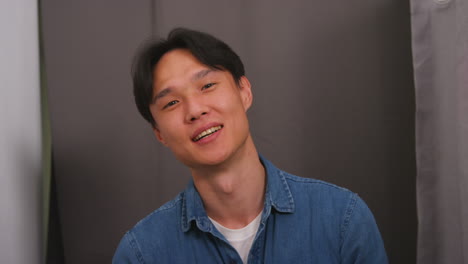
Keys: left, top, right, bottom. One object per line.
{"left": 411, "top": 0, "right": 468, "bottom": 263}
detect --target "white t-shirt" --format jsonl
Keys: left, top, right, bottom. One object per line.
{"left": 209, "top": 212, "right": 262, "bottom": 264}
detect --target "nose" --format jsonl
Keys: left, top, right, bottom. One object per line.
{"left": 185, "top": 97, "right": 208, "bottom": 123}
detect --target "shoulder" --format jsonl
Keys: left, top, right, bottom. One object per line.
{"left": 262, "top": 155, "right": 355, "bottom": 205}
{"left": 281, "top": 169, "right": 357, "bottom": 203}
{"left": 278, "top": 170, "right": 373, "bottom": 233}
{"left": 280, "top": 172, "right": 387, "bottom": 262}
{"left": 113, "top": 192, "right": 184, "bottom": 263}
{"left": 131, "top": 192, "right": 184, "bottom": 237}
{"left": 280, "top": 170, "right": 388, "bottom": 262}
{"left": 282, "top": 170, "right": 350, "bottom": 192}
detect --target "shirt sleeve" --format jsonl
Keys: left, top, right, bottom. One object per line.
{"left": 340, "top": 194, "right": 389, "bottom": 264}
{"left": 112, "top": 231, "right": 144, "bottom": 264}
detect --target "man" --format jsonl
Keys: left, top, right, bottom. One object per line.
{"left": 113, "top": 28, "right": 388, "bottom": 263}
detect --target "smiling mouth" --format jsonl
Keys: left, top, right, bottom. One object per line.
{"left": 192, "top": 125, "right": 223, "bottom": 142}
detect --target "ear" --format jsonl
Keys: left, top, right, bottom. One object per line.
{"left": 153, "top": 127, "right": 168, "bottom": 146}
{"left": 238, "top": 76, "right": 253, "bottom": 111}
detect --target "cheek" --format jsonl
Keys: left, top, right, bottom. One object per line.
{"left": 156, "top": 120, "right": 175, "bottom": 136}
{"left": 156, "top": 117, "right": 186, "bottom": 142}
{"left": 216, "top": 90, "right": 244, "bottom": 111}
{"left": 149, "top": 107, "right": 160, "bottom": 125}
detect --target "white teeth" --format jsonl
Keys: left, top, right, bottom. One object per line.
{"left": 194, "top": 125, "right": 222, "bottom": 141}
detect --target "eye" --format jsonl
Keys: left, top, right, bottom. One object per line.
{"left": 163, "top": 100, "right": 179, "bottom": 109}
{"left": 201, "top": 83, "right": 216, "bottom": 90}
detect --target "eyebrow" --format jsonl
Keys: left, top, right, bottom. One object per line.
{"left": 192, "top": 69, "right": 214, "bottom": 81}
{"left": 152, "top": 87, "right": 172, "bottom": 104}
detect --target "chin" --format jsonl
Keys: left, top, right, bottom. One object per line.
{"left": 197, "top": 154, "right": 229, "bottom": 167}
{"left": 179, "top": 151, "right": 232, "bottom": 169}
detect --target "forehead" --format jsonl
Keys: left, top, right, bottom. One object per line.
{"left": 153, "top": 49, "right": 207, "bottom": 90}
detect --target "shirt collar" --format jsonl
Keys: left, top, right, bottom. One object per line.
{"left": 181, "top": 155, "right": 295, "bottom": 232}
{"left": 260, "top": 154, "right": 295, "bottom": 214}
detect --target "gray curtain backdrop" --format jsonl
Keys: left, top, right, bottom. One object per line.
{"left": 42, "top": 1, "right": 417, "bottom": 263}
{"left": 411, "top": 0, "right": 468, "bottom": 263}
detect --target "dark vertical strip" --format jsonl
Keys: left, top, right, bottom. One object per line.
{"left": 39, "top": 0, "right": 65, "bottom": 262}
{"left": 38, "top": 0, "right": 53, "bottom": 262}
{"left": 46, "top": 158, "right": 66, "bottom": 264}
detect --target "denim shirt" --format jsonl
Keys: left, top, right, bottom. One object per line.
{"left": 113, "top": 156, "right": 388, "bottom": 264}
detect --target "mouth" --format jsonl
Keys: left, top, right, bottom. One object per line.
{"left": 192, "top": 125, "right": 223, "bottom": 142}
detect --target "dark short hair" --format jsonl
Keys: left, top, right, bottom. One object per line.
{"left": 132, "top": 28, "right": 245, "bottom": 127}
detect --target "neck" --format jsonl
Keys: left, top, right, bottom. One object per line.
{"left": 190, "top": 135, "right": 265, "bottom": 229}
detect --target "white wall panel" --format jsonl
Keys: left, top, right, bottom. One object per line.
{"left": 0, "top": 1, "right": 42, "bottom": 263}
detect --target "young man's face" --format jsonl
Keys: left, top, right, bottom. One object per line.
{"left": 149, "top": 49, "right": 253, "bottom": 168}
